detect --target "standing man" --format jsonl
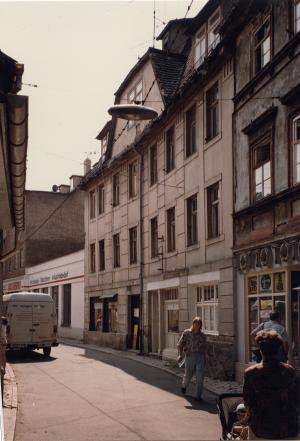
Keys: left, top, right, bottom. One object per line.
{"left": 251, "top": 310, "right": 289, "bottom": 362}
{"left": 177, "top": 317, "right": 206, "bottom": 401}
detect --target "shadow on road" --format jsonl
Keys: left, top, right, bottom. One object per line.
{"left": 75, "top": 346, "right": 217, "bottom": 415}
{"left": 7, "top": 350, "right": 57, "bottom": 364}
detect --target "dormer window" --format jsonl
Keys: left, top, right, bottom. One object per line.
{"left": 128, "top": 79, "right": 143, "bottom": 129}
{"left": 194, "top": 8, "right": 221, "bottom": 69}
{"left": 101, "top": 133, "right": 108, "bottom": 157}
{"left": 294, "top": 0, "right": 300, "bottom": 33}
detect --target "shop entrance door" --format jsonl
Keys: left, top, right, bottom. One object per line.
{"left": 164, "top": 301, "right": 179, "bottom": 350}
{"left": 291, "top": 272, "right": 300, "bottom": 369}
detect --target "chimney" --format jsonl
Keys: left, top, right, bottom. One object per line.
{"left": 84, "top": 157, "right": 91, "bottom": 175}
{"left": 69, "top": 175, "right": 83, "bottom": 191}
{"left": 58, "top": 184, "right": 70, "bottom": 193}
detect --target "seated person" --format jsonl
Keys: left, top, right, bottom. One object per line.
{"left": 230, "top": 403, "right": 248, "bottom": 440}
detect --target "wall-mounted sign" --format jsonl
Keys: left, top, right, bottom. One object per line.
{"left": 29, "top": 271, "right": 69, "bottom": 286}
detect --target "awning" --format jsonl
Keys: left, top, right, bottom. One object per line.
{"left": 101, "top": 293, "right": 118, "bottom": 300}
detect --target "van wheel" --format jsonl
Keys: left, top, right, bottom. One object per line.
{"left": 43, "top": 347, "right": 51, "bottom": 357}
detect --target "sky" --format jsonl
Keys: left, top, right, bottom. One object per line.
{"left": 0, "top": 0, "right": 205, "bottom": 191}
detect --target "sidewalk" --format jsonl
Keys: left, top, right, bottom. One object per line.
{"left": 3, "top": 364, "right": 18, "bottom": 441}
{"left": 60, "top": 338, "right": 243, "bottom": 397}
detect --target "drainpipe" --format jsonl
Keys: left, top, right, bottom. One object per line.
{"left": 133, "top": 146, "right": 144, "bottom": 355}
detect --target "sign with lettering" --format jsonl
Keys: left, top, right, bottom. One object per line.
{"left": 29, "top": 271, "right": 69, "bottom": 286}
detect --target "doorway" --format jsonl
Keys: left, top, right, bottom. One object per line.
{"left": 128, "top": 294, "right": 140, "bottom": 350}
{"left": 164, "top": 300, "right": 179, "bottom": 350}
{"left": 291, "top": 272, "right": 300, "bottom": 369}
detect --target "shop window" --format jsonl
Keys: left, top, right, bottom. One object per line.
{"left": 129, "top": 226, "right": 138, "bottom": 264}
{"left": 253, "top": 18, "right": 271, "bottom": 75}
{"left": 98, "top": 184, "right": 105, "bottom": 215}
{"left": 89, "top": 189, "right": 96, "bottom": 219}
{"left": 90, "top": 243, "right": 95, "bottom": 273}
{"left": 207, "top": 182, "right": 220, "bottom": 239}
{"left": 166, "top": 207, "right": 176, "bottom": 252}
{"left": 186, "top": 105, "right": 196, "bottom": 157}
{"left": 166, "top": 126, "right": 175, "bottom": 173}
{"left": 252, "top": 135, "right": 271, "bottom": 201}
{"left": 168, "top": 309, "right": 179, "bottom": 332}
{"left": 292, "top": 115, "right": 300, "bottom": 184}
{"left": 149, "top": 144, "right": 157, "bottom": 186}
{"left": 187, "top": 194, "right": 198, "bottom": 246}
{"left": 51, "top": 285, "right": 59, "bottom": 320}
{"left": 247, "top": 272, "right": 286, "bottom": 362}
{"left": 62, "top": 284, "right": 71, "bottom": 327}
{"left": 206, "top": 82, "right": 219, "bottom": 141}
{"left": 150, "top": 216, "right": 158, "bottom": 258}
{"left": 295, "top": 0, "right": 300, "bottom": 33}
{"left": 94, "top": 302, "right": 103, "bottom": 331}
{"left": 113, "top": 234, "right": 120, "bottom": 268}
{"left": 112, "top": 173, "right": 120, "bottom": 206}
{"left": 196, "top": 285, "right": 219, "bottom": 334}
{"left": 41, "top": 287, "right": 48, "bottom": 294}
{"left": 128, "top": 79, "right": 143, "bottom": 128}
{"left": 99, "top": 239, "right": 105, "bottom": 271}
{"left": 129, "top": 161, "right": 138, "bottom": 198}
{"left": 108, "top": 302, "right": 118, "bottom": 333}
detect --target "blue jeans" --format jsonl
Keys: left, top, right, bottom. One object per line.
{"left": 182, "top": 352, "right": 205, "bottom": 399}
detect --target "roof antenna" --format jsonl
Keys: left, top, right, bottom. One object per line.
{"left": 153, "top": 0, "right": 156, "bottom": 48}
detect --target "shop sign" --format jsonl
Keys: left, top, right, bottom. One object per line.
{"left": 30, "top": 271, "right": 69, "bottom": 286}
{"left": 7, "top": 281, "right": 21, "bottom": 291}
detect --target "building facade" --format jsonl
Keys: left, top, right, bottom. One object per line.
{"left": 82, "top": 0, "right": 236, "bottom": 379}
{"left": 227, "top": 0, "right": 300, "bottom": 381}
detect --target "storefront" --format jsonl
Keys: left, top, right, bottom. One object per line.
{"left": 236, "top": 240, "right": 300, "bottom": 380}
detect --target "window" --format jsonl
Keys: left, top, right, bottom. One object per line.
{"left": 208, "top": 9, "right": 221, "bottom": 52}
{"left": 51, "top": 286, "right": 59, "bottom": 321}
{"left": 194, "top": 9, "right": 221, "bottom": 68}
{"left": 98, "top": 184, "right": 105, "bottom": 215}
{"left": 113, "top": 234, "right": 120, "bottom": 268}
{"left": 89, "top": 189, "right": 96, "bottom": 219}
{"left": 99, "top": 239, "right": 105, "bottom": 271}
{"left": 187, "top": 194, "right": 198, "bottom": 246}
{"left": 128, "top": 79, "right": 143, "bottom": 128}
{"left": 113, "top": 173, "right": 120, "bottom": 206}
{"left": 129, "top": 161, "right": 138, "bottom": 198}
{"left": 41, "top": 287, "right": 48, "bottom": 294}
{"left": 196, "top": 285, "right": 219, "bottom": 333}
{"left": 166, "top": 207, "right": 176, "bottom": 252}
{"left": 186, "top": 105, "right": 196, "bottom": 157}
{"left": 101, "top": 134, "right": 108, "bottom": 157}
{"left": 247, "top": 272, "right": 286, "bottom": 361}
{"left": 90, "top": 243, "right": 95, "bottom": 273}
{"left": 254, "top": 19, "right": 271, "bottom": 74}
{"left": 252, "top": 137, "right": 271, "bottom": 201}
{"left": 206, "top": 82, "right": 219, "bottom": 141}
{"left": 207, "top": 182, "right": 220, "bottom": 239}
{"left": 166, "top": 126, "right": 175, "bottom": 173}
{"left": 62, "top": 284, "right": 71, "bottom": 327}
{"left": 295, "top": 0, "right": 300, "bottom": 33}
{"left": 108, "top": 302, "right": 118, "bottom": 333}
{"left": 150, "top": 216, "right": 158, "bottom": 258}
{"left": 292, "top": 115, "right": 300, "bottom": 184}
{"left": 129, "top": 227, "right": 138, "bottom": 264}
{"left": 150, "top": 144, "right": 157, "bottom": 186}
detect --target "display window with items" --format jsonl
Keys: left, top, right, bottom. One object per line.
{"left": 247, "top": 271, "right": 287, "bottom": 362}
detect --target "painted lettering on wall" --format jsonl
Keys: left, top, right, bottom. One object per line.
{"left": 29, "top": 271, "right": 69, "bottom": 286}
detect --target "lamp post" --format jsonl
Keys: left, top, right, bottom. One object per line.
{"left": 108, "top": 104, "right": 158, "bottom": 355}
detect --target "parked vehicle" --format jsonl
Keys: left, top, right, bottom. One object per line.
{"left": 3, "top": 292, "right": 58, "bottom": 356}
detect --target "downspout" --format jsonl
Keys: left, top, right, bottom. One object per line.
{"left": 133, "top": 145, "right": 144, "bottom": 355}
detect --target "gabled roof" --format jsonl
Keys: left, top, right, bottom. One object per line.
{"left": 156, "top": 18, "right": 193, "bottom": 41}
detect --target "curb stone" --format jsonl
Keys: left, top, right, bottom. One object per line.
{"left": 3, "top": 363, "right": 17, "bottom": 441}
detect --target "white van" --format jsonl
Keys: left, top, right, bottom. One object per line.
{"left": 3, "top": 292, "right": 59, "bottom": 356}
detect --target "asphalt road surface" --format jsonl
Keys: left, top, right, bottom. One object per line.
{"left": 9, "top": 344, "right": 220, "bottom": 441}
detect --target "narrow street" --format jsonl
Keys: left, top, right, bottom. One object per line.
{"left": 8, "top": 344, "right": 219, "bottom": 441}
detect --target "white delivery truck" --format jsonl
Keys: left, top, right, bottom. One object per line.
{"left": 3, "top": 292, "right": 59, "bottom": 356}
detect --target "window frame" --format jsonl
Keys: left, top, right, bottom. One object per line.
{"left": 187, "top": 194, "right": 198, "bottom": 246}
{"left": 99, "top": 239, "right": 105, "bottom": 271}
{"left": 291, "top": 114, "right": 300, "bottom": 186}
{"left": 149, "top": 144, "right": 158, "bottom": 186}
{"left": 252, "top": 16, "right": 272, "bottom": 76}
{"left": 90, "top": 243, "right": 96, "bottom": 273}
{"left": 166, "top": 206, "right": 176, "bottom": 253}
{"left": 61, "top": 284, "right": 71, "bottom": 328}
{"left": 101, "top": 133, "right": 108, "bottom": 157}
{"left": 98, "top": 183, "right": 105, "bottom": 215}
{"left": 113, "top": 233, "right": 120, "bottom": 268}
{"left": 206, "top": 81, "right": 219, "bottom": 142}
{"left": 166, "top": 126, "right": 175, "bottom": 173}
{"left": 294, "top": 0, "right": 300, "bottom": 34}
{"left": 250, "top": 132, "right": 273, "bottom": 203}
{"left": 193, "top": 7, "right": 221, "bottom": 69}
{"left": 207, "top": 182, "right": 220, "bottom": 239}
{"left": 112, "top": 173, "right": 120, "bottom": 207}
{"left": 196, "top": 284, "right": 219, "bottom": 335}
{"left": 150, "top": 216, "right": 158, "bottom": 259}
{"left": 129, "top": 226, "right": 138, "bottom": 265}
{"left": 185, "top": 104, "right": 197, "bottom": 158}
{"left": 128, "top": 79, "right": 143, "bottom": 129}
